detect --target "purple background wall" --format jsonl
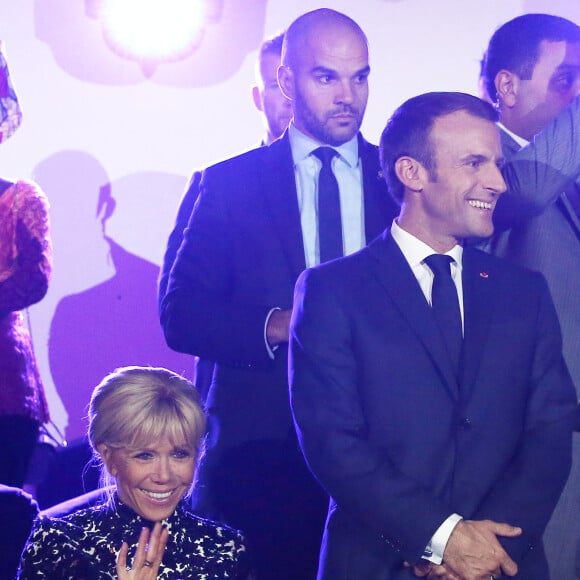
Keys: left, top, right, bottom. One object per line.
{"left": 0, "top": 0, "right": 578, "bottom": 441}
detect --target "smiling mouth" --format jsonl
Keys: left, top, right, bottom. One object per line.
{"left": 141, "top": 489, "right": 174, "bottom": 501}
{"left": 468, "top": 200, "right": 493, "bottom": 210}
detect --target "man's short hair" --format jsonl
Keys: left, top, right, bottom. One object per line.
{"left": 259, "top": 31, "right": 284, "bottom": 60}
{"left": 379, "top": 92, "right": 498, "bottom": 203}
{"left": 484, "top": 13, "right": 580, "bottom": 103}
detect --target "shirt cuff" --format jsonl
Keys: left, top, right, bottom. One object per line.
{"left": 422, "top": 513, "right": 463, "bottom": 564}
{"left": 264, "top": 307, "right": 281, "bottom": 360}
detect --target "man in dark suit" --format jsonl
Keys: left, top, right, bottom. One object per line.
{"left": 158, "top": 31, "right": 291, "bottom": 310}
{"left": 289, "top": 92, "right": 576, "bottom": 579}
{"left": 161, "top": 9, "right": 398, "bottom": 579}
{"left": 482, "top": 14, "right": 580, "bottom": 578}
{"left": 158, "top": 32, "right": 291, "bottom": 402}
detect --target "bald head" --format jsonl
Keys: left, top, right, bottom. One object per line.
{"left": 278, "top": 9, "right": 369, "bottom": 146}
{"left": 282, "top": 9, "right": 368, "bottom": 70}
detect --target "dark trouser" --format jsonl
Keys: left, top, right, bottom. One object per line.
{"left": 0, "top": 415, "right": 39, "bottom": 488}
{"left": 193, "top": 438, "right": 328, "bottom": 580}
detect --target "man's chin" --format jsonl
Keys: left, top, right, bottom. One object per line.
{"left": 323, "top": 125, "right": 360, "bottom": 146}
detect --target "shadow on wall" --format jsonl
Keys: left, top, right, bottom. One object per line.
{"left": 34, "top": 0, "right": 268, "bottom": 86}
{"left": 33, "top": 150, "right": 192, "bottom": 442}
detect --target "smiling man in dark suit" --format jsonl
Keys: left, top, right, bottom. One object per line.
{"left": 289, "top": 92, "right": 576, "bottom": 579}
{"left": 161, "top": 9, "right": 398, "bottom": 579}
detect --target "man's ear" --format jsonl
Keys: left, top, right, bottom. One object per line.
{"left": 495, "top": 70, "right": 518, "bottom": 108}
{"left": 251, "top": 85, "right": 263, "bottom": 112}
{"left": 98, "top": 444, "right": 117, "bottom": 477}
{"left": 277, "top": 65, "right": 294, "bottom": 101}
{"left": 395, "top": 156, "right": 426, "bottom": 192}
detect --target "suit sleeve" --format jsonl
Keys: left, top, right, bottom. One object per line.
{"left": 497, "top": 96, "right": 580, "bottom": 229}
{"left": 289, "top": 267, "right": 452, "bottom": 564}
{"left": 160, "top": 165, "right": 274, "bottom": 368}
{"left": 472, "top": 273, "right": 576, "bottom": 563}
{"left": 157, "top": 171, "right": 202, "bottom": 313}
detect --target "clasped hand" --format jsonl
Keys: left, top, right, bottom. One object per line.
{"left": 410, "top": 519, "right": 521, "bottom": 580}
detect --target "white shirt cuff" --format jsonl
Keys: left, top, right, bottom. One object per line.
{"left": 422, "top": 513, "right": 463, "bottom": 564}
{"left": 264, "top": 307, "right": 281, "bottom": 360}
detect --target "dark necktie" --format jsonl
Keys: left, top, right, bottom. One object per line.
{"left": 424, "top": 254, "right": 463, "bottom": 371}
{"left": 564, "top": 184, "right": 580, "bottom": 220}
{"left": 312, "top": 147, "right": 343, "bottom": 263}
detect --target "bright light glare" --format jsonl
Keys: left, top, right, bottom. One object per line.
{"left": 102, "top": 0, "right": 206, "bottom": 61}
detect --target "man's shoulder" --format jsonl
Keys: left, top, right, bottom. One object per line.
{"left": 465, "top": 246, "right": 546, "bottom": 286}
{"left": 358, "top": 133, "right": 379, "bottom": 153}
{"left": 206, "top": 137, "right": 290, "bottom": 175}
{"left": 298, "top": 238, "right": 381, "bottom": 292}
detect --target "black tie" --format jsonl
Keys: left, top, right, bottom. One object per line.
{"left": 312, "top": 147, "right": 343, "bottom": 263}
{"left": 424, "top": 254, "right": 463, "bottom": 371}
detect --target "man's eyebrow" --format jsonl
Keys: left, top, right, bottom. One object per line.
{"left": 311, "top": 66, "right": 337, "bottom": 76}
{"left": 461, "top": 153, "right": 487, "bottom": 162}
{"left": 356, "top": 65, "right": 371, "bottom": 76}
{"left": 554, "top": 62, "right": 580, "bottom": 73}
{"left": 310, "top": 65, "right": 371, "bottom": 77}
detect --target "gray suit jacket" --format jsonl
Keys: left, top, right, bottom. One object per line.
{"left": 491, "top": 97, "right": 580, "bottom": 579}
{"left": 495, "top": 100, "right": 580, "bottom": 399}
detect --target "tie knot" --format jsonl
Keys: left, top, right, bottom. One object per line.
{"left": 424, "top": 254, "right": 455, "bottom": 277}
{"left": 312, "top": 147, "right": 338, "bottom": 167}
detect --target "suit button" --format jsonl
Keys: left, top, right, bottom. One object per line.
{"left": 459, "top": 417, "right": 472, "bottom": 428}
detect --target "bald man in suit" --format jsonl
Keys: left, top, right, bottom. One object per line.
{"left": 161, "top": 9, "right": 398, "bottom": 579}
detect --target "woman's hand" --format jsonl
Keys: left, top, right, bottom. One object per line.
{"left": 116, "top": 522, "right": 169, "bottom": 579}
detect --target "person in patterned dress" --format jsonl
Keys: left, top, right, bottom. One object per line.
{"left": 0, "top": 40, "right": 52, "bottom": 489}
{"left": 19, "top": 366, "right": 253, "bottom": 579}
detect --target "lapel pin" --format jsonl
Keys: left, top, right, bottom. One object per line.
{"left": 480, "top": 272, "right": 489, "bottom": 278}
{"left": 377, "top": 170, "right": 383, "bottom": 180}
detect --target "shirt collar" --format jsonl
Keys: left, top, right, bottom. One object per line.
{"left": 391, "top": 219, "right": 463, "bottom": 269}
{"left": 288, "top": 122, "right": 359, "bottom": 168}
{"left": 497, "top": 122, "right": 529, "bottom": 148}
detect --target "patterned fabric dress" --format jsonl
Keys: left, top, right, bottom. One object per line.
{"left": 18, "top": 496, "right": 252, "bottom": 579}
{"left": 0, "top": 179, "right": 51, "bottom": 424}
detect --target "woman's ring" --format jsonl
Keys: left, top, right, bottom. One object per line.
{"left": 143, "top": 560, "right": 153, "bottom": 567}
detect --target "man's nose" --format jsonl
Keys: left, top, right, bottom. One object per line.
{"left": 336, "top": 79, "right": 354, "bottom": 104}
{"left": 487, "top": 165, "right": 507, "bottom": 195}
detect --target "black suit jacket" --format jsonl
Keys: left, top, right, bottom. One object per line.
{"left": 289, "top": 230, "right": 576, "bottom": 579}
{"left": 162, "top": 130, "right": 398, "bottom": 450}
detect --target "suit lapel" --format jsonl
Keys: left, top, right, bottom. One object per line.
{"left": 359, "top": 135, "right": 399, "bottom": 243}
{"left": 460, "top": 248, "right": 497, "bottom": 398}
{"left": 501, "top": 128, "right": 580, "bottom": 237}
{"left": 366, "top": 232, "right": 459, "bottom": 400}
{"left": 262, "top": 132, "right": 396, "bottom": 279}
{"left": 561, "top": 186, "right": 580, "bottom": 238}
{"left": 261, "top": 133, "right": 307, "bottom": 279}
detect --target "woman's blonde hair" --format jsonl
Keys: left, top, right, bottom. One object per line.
{"left": 88, "top": 366, "right": 206, "bottom": 495}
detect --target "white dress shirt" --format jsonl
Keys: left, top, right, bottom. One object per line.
{"left": 288, "top": 122, "right": 365, "bottom": 268}
{"left": 265, "top": 123, "right": 366, "bottom": 357}
{"left": 391, "top": 219, "right": 464, "bottom": 563}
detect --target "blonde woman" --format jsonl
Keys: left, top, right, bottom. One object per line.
{"left": 19, "top": 367, "right": 252, "bottom": 579}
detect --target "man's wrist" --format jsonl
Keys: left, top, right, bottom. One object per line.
{"left": 422, "top": 513, "right": 463, "bottom": 564}
{"left": 264, "top": 307, "right": 281, "bottom": 359}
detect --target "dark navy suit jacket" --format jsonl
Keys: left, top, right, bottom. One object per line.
{"left": 290, "top": 230, "right": 576, "bottom": 579}
{"left": 161, "top": 132, "right": 398, "bottom": 523}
